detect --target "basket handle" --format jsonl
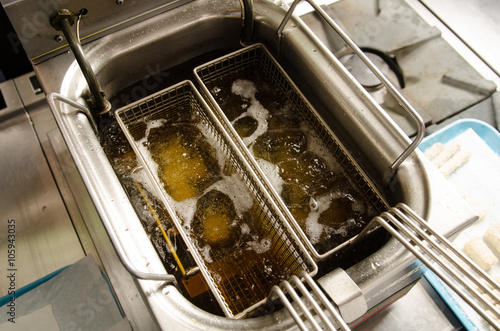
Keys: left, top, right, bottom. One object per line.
{"left": 277, "top": 0, "right": 425, "bottom": 179}
{"left": 47, "top": 93, "right": 177, "bottom": 283}
{"left": 356, "top": 203, "right": 500, "bottom": 329}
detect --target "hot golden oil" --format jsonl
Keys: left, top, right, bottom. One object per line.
{"left": 210, "top": 71, "right": 379, "bottom": 254}
{"left": 124, "top": 105, "right": 304, "bottom": 317}
{"left": 147, "top": 123, "right": 222, "bottom": 201}
{"left": 106, "top": 101, "right": 308, "bottom": 318}
{"left": 98, "top": 46, "right": 390, "bottom": 318}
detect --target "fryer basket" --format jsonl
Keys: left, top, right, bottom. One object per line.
{"left": 115, "top": 80, "right": 316, "bottom": 318}
{"left": 194, "top": 44, "right": 389, "bottom": 260}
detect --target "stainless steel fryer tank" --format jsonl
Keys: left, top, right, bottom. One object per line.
{"left": 28, "top": 0, "right": 476, "bottom": 329}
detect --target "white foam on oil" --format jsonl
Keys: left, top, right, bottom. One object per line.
{"left": 300, "top": 121, "right": 344, "bottom": 176}
{"left": 255, "top": 158, "right": 284, "bottom": 195}
{"left": 199, "top": 245, "right": 213, "bottom": 263}
{"left": 304, "top": 192, "right": 364, "bottom": 244}
{"left": 130, "top": 140, "right": 199, "bottom": 227}
{"left": 305, "top": 194, "right": 332, "bottom": 244}
{"left": 230, "top": 79, "right": 269, "bottom": 146}
{"left": 205, "top": 173, "right": 254, "bottom": 217}
{"left": 130, "top": 119, "right": 204, "bottom": 229}
{"left": 241, "top": 102, "right": 269, "bottom": 146}
{"left": 128, "top": 116, "right": 270, "bottom": 260}
{"left": 195, "top": 120, "right": 228, "bottom": 174}
{"left": 231, "top": 79, "right": 257, "bottom": 99}
{"left": 240, "top": 223, "right": 251, "bottom": 235}
{"left": 246, "top": 237, "right": 272, "bottom": 254}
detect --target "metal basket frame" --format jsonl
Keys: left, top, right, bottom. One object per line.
{"left": 194, "top": 44, "right": 389, "bottom": 260}
{"left": 115, "top": 80, "right": 317, "bottom": 318}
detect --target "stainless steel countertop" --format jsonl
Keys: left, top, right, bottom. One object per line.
{"left": 421, "top": 0, "right": 500, "bottom": 78}
{"left": 356, "top": 276, "right": 463, "bottom": 330}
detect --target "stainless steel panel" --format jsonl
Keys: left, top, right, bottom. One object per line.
{"left": 46, "top": 130, "right": 162, "bottom": 331}
{"left": 0, "top": 0, "right": 194, "bottom": 63}
{"left": 0, "top": 78, "right": 84, "bottom": 296}
{"left": 421, "top": 0, "right": 500, "bottom": 77}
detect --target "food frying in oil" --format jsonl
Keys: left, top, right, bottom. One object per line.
{"left": 192, "top": 189, "right": 240, "bottom": 248}
{"left": 147, "top": 123, "right": 221, "bottom": 202}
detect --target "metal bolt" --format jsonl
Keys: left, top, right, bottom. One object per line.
{"left": 116, "top": 0, "right": 124, "bottom": 5}
{"left": 55, "top": 35, "right": 64, "bottom": 42}
{"left": 50, "top": 9, "right": 75, "bottom": 30}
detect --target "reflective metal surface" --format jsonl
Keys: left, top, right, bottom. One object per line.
{"left": 0, "top": 75, "right": 84, "bottom": 296}
{"left": 0, "top": 0, "right": 480, "bottom": 329}
{"left": 20, "top": 71, "right": 162, "bottom": 330}
{"left": 0, "top": 0, "right": 194, "bottom": 63}
{"left": 301, "top": 0, "right": 497, "bottom": 137}
{"left": 33, "top": 0, "right": 476, "bottom": 329}
{"left": 421, "top": 0, "right": 500, "bottom": 78}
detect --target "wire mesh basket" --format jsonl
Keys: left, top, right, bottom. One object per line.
{"left": 115, "top": 80, "right": 317, "bottom": 318}
{"left": 194, "top": 44, "right": 389, "bottom": 260}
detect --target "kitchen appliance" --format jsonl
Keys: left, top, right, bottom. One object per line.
{"left": 1, "top": 0, "right": 497, "bottom": 329}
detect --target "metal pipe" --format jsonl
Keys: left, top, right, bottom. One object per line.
{"left": 51, "top": 10, "right": 111, "bottom": 115}
{"left": 240, "top": 0, "right": 254, "bottom": 43}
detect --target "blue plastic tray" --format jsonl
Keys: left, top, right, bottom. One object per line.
{"left": 0, "top": 266, "right": 68, "bottom": 307}
{"left": 420, "top": 119, "right": 500, "bottom": 331}
{"left": 419, "top": 118, "right": 500, "bottom": 154}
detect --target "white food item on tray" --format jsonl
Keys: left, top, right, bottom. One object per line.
{"left": 431, "top": 141, "right": 460, "bottom": 168}
{"left": 464, "top": 237, "right": 498, "bottom": 271}
{"left": 425, "top": 140, "right": 471, "bottom": 177}
{"left": 484, "top": 224, "right": 500, "bottom": 257}
{"left": 424, "top": 142, "right": 444, "bottom": 161}
{"left": 439, "top": 148, "right": 472, "bottom": 178}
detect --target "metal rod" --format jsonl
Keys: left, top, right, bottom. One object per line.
{"left": 270, "top": 285, "right": 310, "bottom": 330}
{"left": 46, "top": 92, "right": 98, "bottom": 132}
{"left": 289, "top": 275, "right": 336, "bottom": 330}
{"left": 300, "top": 271, "right": 351, "bottom": 331}
{"left": 386, "top": 212, "right": 500, "bottom": 320}
{"left": 267, "top": 271, "right": 351, "bottom": 331}
{"left": 133, "top": 175, "right": 187, "bottom": 276}
{"left": 282, "top": 281, "right": 322, "bottom": 330}
{"left": 240, "top": 0, "right": 254, "bottom": 43}
{"left": 400, "top": 204, "right": 500, "bottom": 290}
{"left": 51, "top": 10, "right": 111, "bottom": 115}
{"left": 393, "top": 206, "right": 500, "bottom": 307}
{"left": 277, "top": 0, "right": 425, "bottom": 175}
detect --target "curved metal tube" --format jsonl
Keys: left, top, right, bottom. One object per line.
{"left": 277, "top": 0, "right": 425, "bottom": 177}
{"left": 52, "top": 11, "right": 111, "bottom": 115}
{"left": 47, "top": 93, "right": 176, "bottom": 283}
{"left": 240, "top": 0, "right": 254, "bottom": 43}
{"left": 367, "top": 203, "right": 500, "bottom": 329}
